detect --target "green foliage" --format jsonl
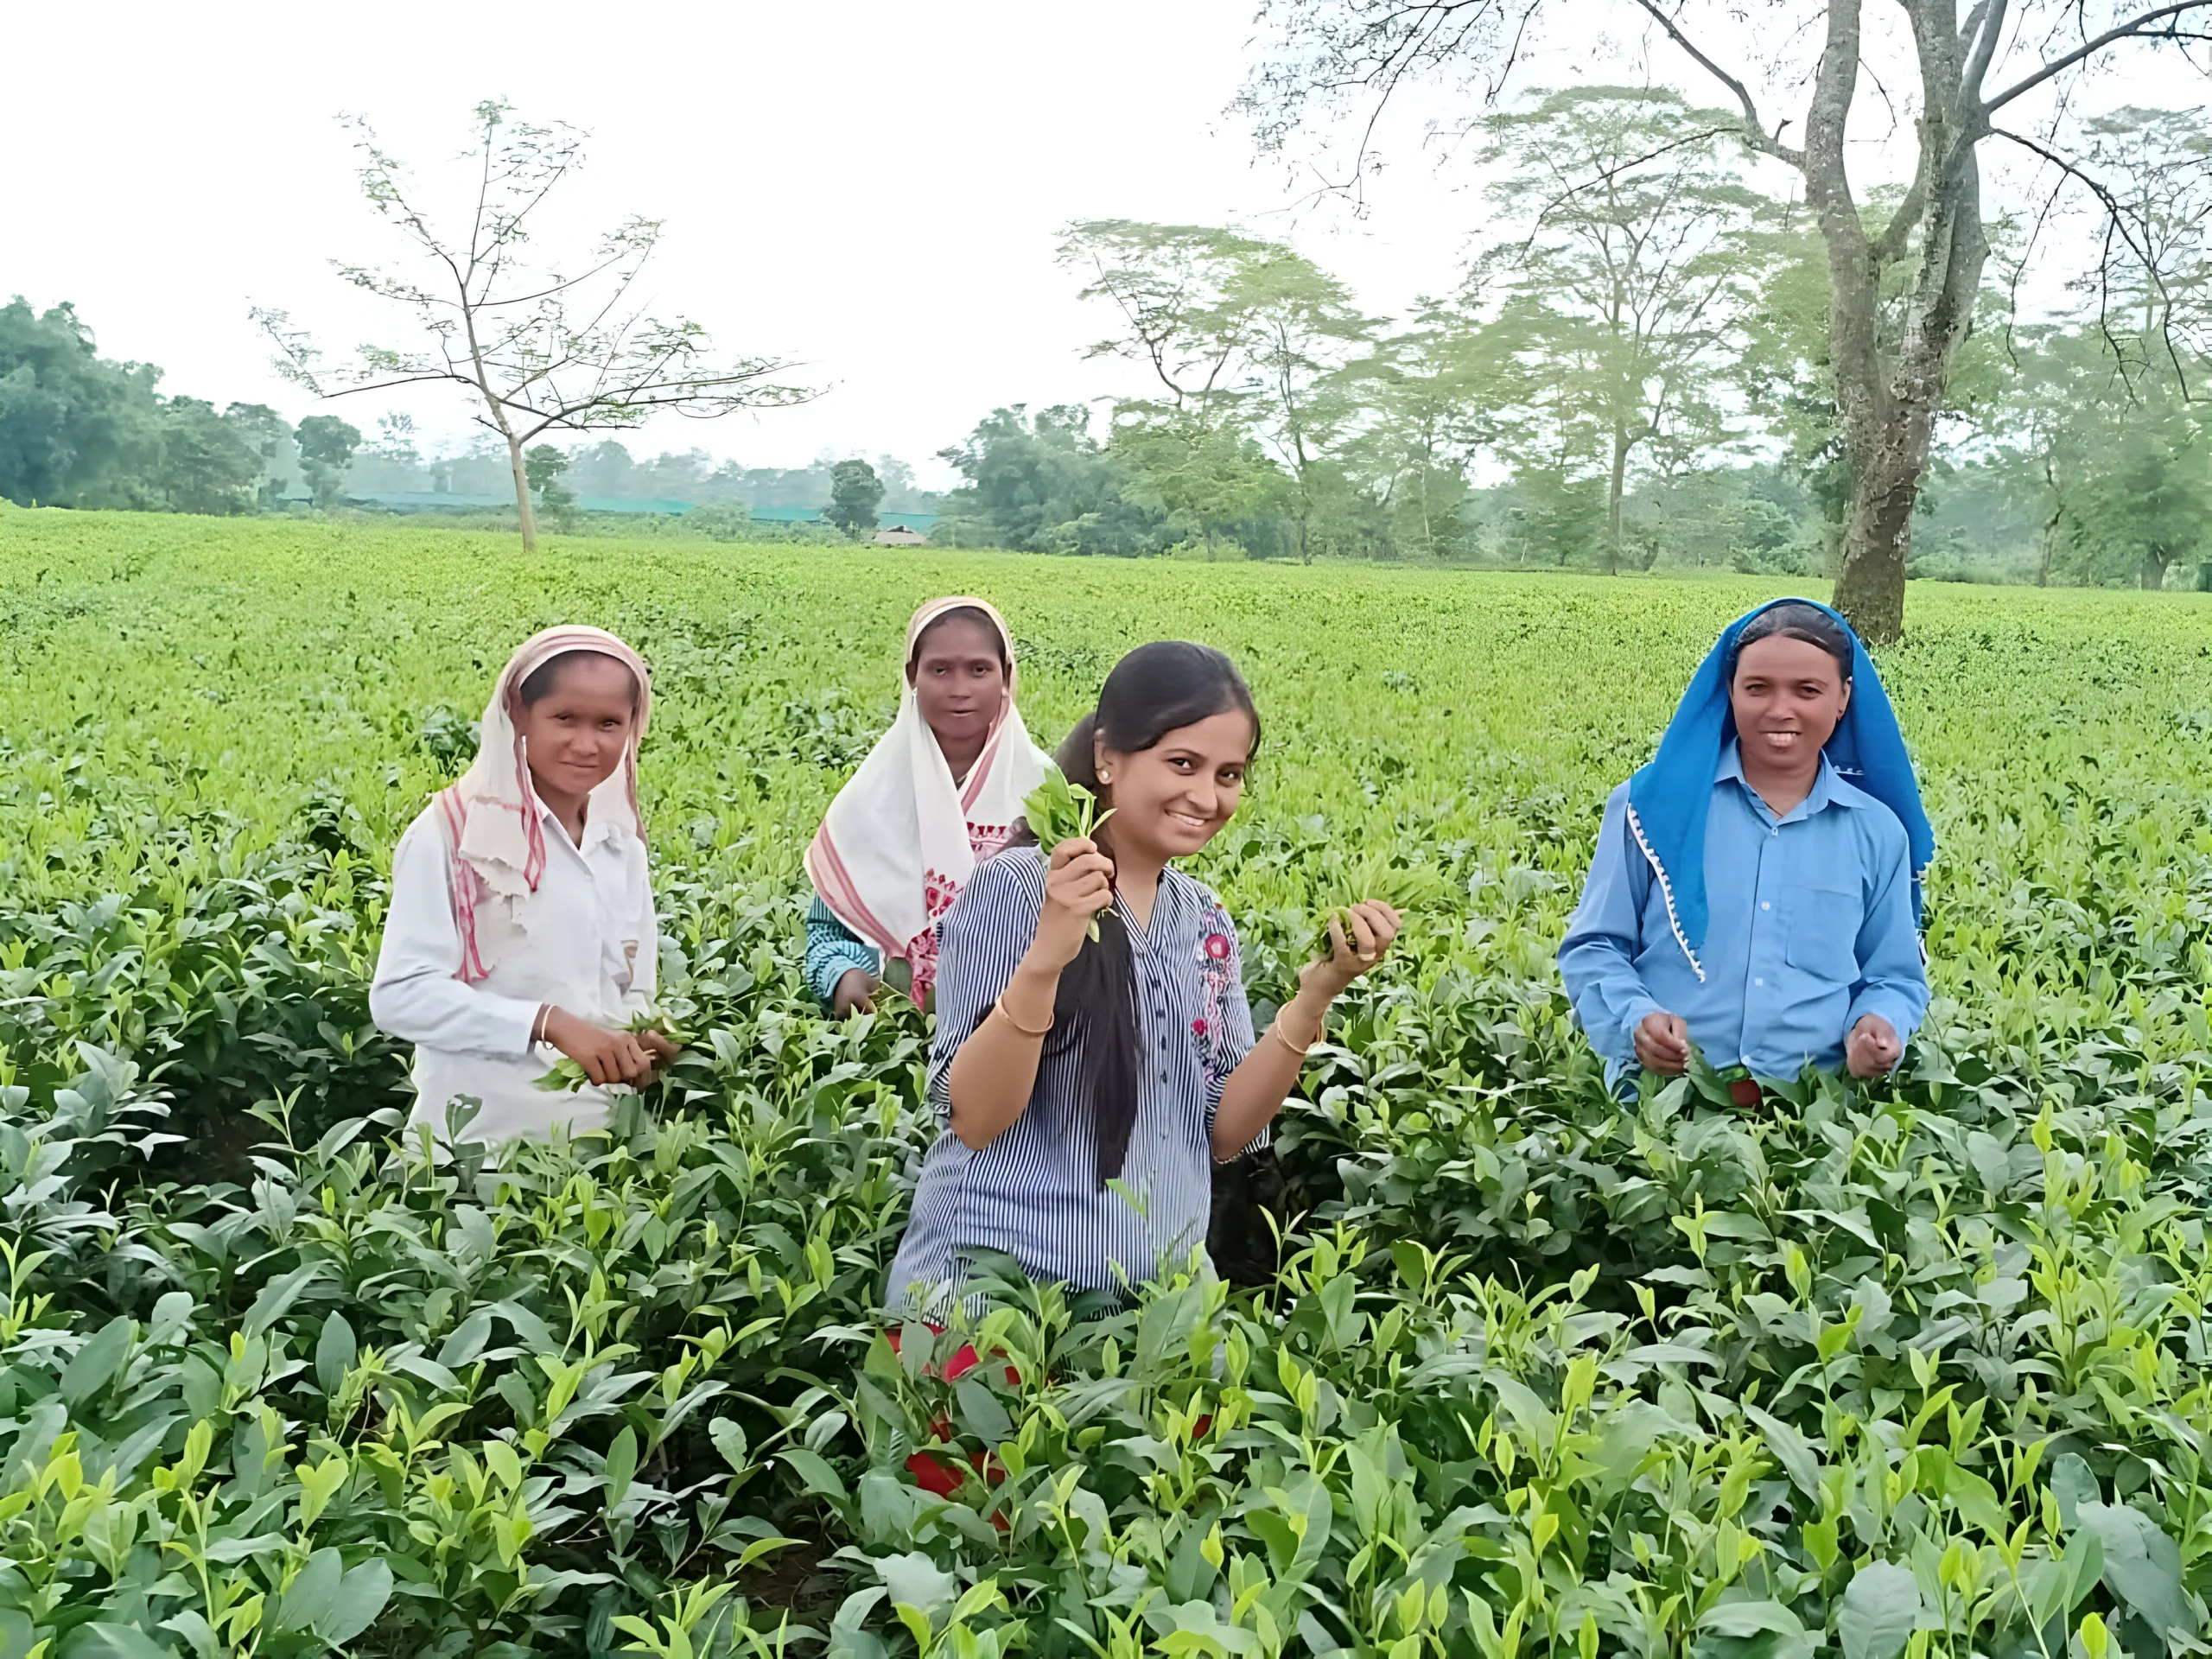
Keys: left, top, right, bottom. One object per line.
{"left": 2, "top": 516, "right": 2212, "bottom": 1655}
{"left": 938, "top": 406, "right": 1166, "bottom": 556}
{"left": 526, "top": 442, "right": 577, "bottom": 519}
{"left": 826, "top": 461, "right": 887, "bottom": 537}
{"left": 0, "top": 300, "right": 273, "bottom": 514}
{"left": 296, "top": 416, "right": 363, "bottom": 511}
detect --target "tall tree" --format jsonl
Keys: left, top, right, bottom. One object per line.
{"left": 1337, "top": 311, "right": 1495, "bottom": 561}
{"left": 256, "top": 99, "right": 811, "bottom": 552}
{"left": 155, "top": 399, "right": 262, "bottom": 516}
{"left": 1227, "top": 246, "right": 1382, "bottom": 559}
{"left": 1243, "top": 0, "right": 2212, "bottom": 639}
{"left": 1465, "top": 86, "right": 1770, "bottom": 573}
{"left": 524, "top": 443, "right": 575, "bottom": 520}
{"left": 223, "top": 404, "right": 295, "bottom": 509}
{"left": 295, "top": 415, "right": 361, "bottom": 509}
{"left": 1059, "top": 221, "right": 1376, "bottom": 557}
{"left": 823, "top": 458, "right": 885, "bottom": 536}
{"left": 0, "top": 298, "right": 162, "bottom": 508}
{"left": 1058, "top": 221, "right": 1279, "bottom": 431}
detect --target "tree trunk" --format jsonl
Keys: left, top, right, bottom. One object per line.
{"left": 1797, "top": 0, "right": 1987, "bottom": 645}
{"left": 1605, "top": 422, "right": 1630, "bottom": 576}
{"left": 2139, "top": 550, "right": 2169, "bottom": 590}
{"left": 1830, "top": 400, "right": 1932, "bottom": 644}
{"left": 507, "top": 434, "right": 540, "bottom": 554}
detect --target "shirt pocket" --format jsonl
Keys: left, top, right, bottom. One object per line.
{"left": 1782, "top": 881, "right": 1862, "bottom": 982}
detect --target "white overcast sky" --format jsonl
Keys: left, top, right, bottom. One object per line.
{"left": 9, "top": 1, "right": 2206, "bottom": 488}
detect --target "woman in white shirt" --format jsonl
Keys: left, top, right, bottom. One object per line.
{"left": 371, "top": 625, "right": 673, "bottom": 1149}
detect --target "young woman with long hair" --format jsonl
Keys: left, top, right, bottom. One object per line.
{"left": 885, "top": 639, "right": 1400, "bottom": 1312}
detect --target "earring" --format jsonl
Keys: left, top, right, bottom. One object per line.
{"left": 1098, "top": 769, "right": 1112, "bottom": 783}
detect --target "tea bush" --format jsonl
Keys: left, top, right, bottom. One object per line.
{"left": 1, "top": 512, "right": 2210, "bottom": 1659}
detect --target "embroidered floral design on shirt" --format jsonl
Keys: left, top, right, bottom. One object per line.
{"left": 1192, "top": 918, "right": 1236, "bottom": 1077}
{"left": 906, "top": 827, "right": 1019, "bottom": 1002}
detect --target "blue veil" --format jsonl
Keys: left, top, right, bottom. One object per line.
{"left": 1624, "top": 598, "right": 1935, "bottom": 982}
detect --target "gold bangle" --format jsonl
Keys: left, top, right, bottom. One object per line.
{"left": 1270, "top": 1014, "right": 1320, "bottom": 1058}
{"left": 995, "top": 1001, "right": 1053, "bottom": 1039}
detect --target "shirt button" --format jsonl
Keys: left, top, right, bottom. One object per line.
{"left": 1760, "top": 901, "right": 1771, "bottom": 912}
{"left": 1754, "top": 977, "right": 1764, "bottom": 988}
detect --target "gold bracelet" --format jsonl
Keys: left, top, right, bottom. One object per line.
{"left": 995, "top": 1001, "right": 1053, "bottom": 1039}
{"left": 1269, "top": 1013, "right": 1321, "bottom": 1058}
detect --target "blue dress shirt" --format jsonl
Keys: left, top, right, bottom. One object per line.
{"left": 1559, "top": 744, "right": 1929, "bottom": 1089}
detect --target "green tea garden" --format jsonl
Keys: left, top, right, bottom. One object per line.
{"left": 3, "top": 511, "right": 2210, "bottom": 1659}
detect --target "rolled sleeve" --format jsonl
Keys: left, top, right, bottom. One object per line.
{"left": 1558, "top": 788, "right": 1666, "bottom": 1071}
{"left": 369, "top": 817, "right": 542, "bottom": 1059}
{"left": 1847, "top": 826, "right": 1930, "bottom": 1051}
{"left": 924, "top": 854, "right": 1041, "bottom": 1124}
{"left": 804, "top": 895, "right": 880, "bottom": 1009}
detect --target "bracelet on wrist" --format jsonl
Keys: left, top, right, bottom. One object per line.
{"left": 994, "top": 1001, "right": 1053, "bottom": 1039}
{"left": 1269, "top": 1008, "right": 1324, "bottom": 1058}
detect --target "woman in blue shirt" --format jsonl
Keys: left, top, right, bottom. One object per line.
{"left": 887, "top": 641, "right": 1401, "bottom": 1312}
{"left": 1559, "top": 600, "right": 1933, "bottom": 1094}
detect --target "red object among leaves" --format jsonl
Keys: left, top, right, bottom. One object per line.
{"left": 885, "top": 1323, "right": 1020, "bottom": 1386}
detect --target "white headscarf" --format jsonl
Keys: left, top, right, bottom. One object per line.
{"left": 804, "top": 597, "right": 1046, "bottom": 995}
{"left": 437, "top": 625, "right": 652, "bottom": 983}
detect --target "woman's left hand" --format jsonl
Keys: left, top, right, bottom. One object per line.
{"left": 1300, "top": 900, "right": 1402, "bottom": 998}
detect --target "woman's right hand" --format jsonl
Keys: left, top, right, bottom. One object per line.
{"left": 1029, "top": 836, "right": 1115, "bottom": 972}
{"left": 543, "top": 1007, "right": 656, "bottom": 1086}
{"left": 831, "top": 968, "right": 879, "bottom": 1019}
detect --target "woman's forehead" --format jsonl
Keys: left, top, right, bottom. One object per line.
{"left": 1146, "top": 709, "right": 1255, "bottom": 760}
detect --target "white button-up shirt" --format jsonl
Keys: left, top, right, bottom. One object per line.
{"left": 370, "top": 799, "right": 658, "bottom": 1147}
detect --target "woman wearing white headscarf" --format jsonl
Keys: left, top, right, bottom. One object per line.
{"left": 371, "top": 626, "right": 671, "bottom": 1148}
{"left": 804, "top": 597, "right": 1048, "bottom": 1015}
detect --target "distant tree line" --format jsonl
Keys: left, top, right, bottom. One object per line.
{"left": 935, "top": 91, "right": 2212, "bottom": 590}
{"left": 0, "top": 298, "right": 357, "bottom": 514}
{"left": 0, "top": 306, "right": 934, "bottom": 524}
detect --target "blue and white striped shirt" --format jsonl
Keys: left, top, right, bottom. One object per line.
{"left": 885, "top": 846, "right": 1259, "bottom": 1313}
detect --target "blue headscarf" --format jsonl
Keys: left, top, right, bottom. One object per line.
{"left": 1624, "top": 598, "right": 1934, "bottom": 982}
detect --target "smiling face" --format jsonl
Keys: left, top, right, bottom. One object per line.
{"left": 1096, "top": 709, "right": 1255, "bottom": 864}
{"left": 908, "top": 613, "right": 1007, "bottom": 758}
{"left": 516, "top": 652, "right": 639, "bottom": 809}
{"left": 1730, "top": 633, "right": 1851, "bottom": 771}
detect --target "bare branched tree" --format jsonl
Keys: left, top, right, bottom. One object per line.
{"left": 1242, "top": 0, "right": 2212, "bottom": 640}
{"left": 255, "top": 99, "right": 813, "bottom": 550}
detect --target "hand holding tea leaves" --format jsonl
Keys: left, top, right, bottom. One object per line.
{"left": 537, "top": 1009, "right": 692, "bottom": 1092}
{"left": 1023, "top": 763, "right": 1116, "bottom": 944}
{"left": 1306, "top": 849, "right": 1444, "bottom": 961}
{"left": 1304, "top": 900, "right": 1404, "bottom": 995}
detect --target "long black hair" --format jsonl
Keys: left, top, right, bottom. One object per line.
{"left": 1015, "top": 641, "right": 1261, "bottom": 1187}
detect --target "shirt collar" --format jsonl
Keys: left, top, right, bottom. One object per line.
{"left": 538, "top": 798, "right": 624, "bottom": 855}
{"left": 1716, "top": 740, "right": 1840, "bottom": 823}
